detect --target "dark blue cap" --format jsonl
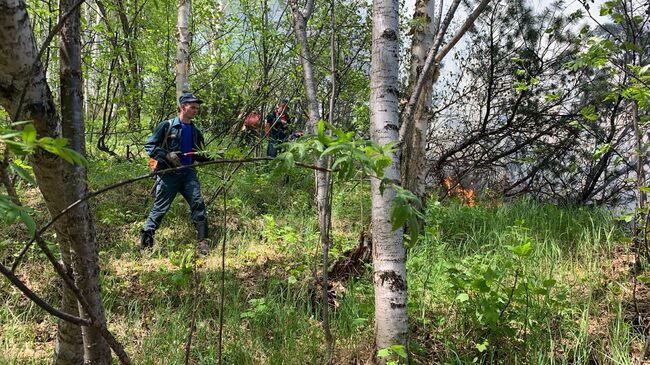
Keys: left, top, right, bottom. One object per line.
{"left": 179, "top": 92, "right": 203, "bottom": 105}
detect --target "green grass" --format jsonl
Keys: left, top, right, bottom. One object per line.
{"left": 0, "top": 159, "right": 643, "bottom": 364}
{"left": 407, "top": 199, "right": 635, "bottom": 364}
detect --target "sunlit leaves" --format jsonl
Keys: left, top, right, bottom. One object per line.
{"left": 9, "top": 162, "right": 35, "bottom": 186}
{"left": 566, "top": 36, "right": 616, "bottom": 71}
{"left": 599, "top": 1, "right": 617, "bottom": 16}
{"left": 579, "top": 105, "right": 599, "bottom": 121}
{"left": 510, "top": 242, "right": 533, "bottom": 257}
{"left": 21, "top": 124, "right": 37, "bottom": 143}
{"left": 1, "top": 123, "right": 86, "bottom": 234}
{"left": 280, "top": 120, "right": 396, "bottom": 180}
{"left": 3, "top": 123, "right": 87, "bottom": 166}
{"left": 276, "top": 120, "right": 423, "bottom": 244}
{"left": 592, "top": 143, "right": 612, "bottom": 160}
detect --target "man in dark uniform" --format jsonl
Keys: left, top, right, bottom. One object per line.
{"left": 140, "top": 92, "right": 211, "bottom": 254}
{"left": 264, "top": 99, "right": 291, "bottom": 158}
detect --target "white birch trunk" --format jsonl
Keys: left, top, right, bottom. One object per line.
{"left": 290, "top": 0, "right": 319, "bottom": 134}
{"left": 400, "top": 0, "right": 437, "bottom": 199}
{"left": 208, "top": 0, "right": 223, "bottom": 115}
{"left": 0, "top": 1, "right": 112, "bottom": 363}
{"left": 369, "top": 0, "right": 408, "bottom": 360}
{"left": 176, "top": 0, "right": 191, "bottom": 100}
{"left": 399, "top": 0, "right": 491, "bottom": 197}
{"left": 82, "top": 2, "right": 96, "bottom": 120}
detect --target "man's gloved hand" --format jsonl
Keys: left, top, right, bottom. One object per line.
{"left": 166, "top": 151, "right": 182, "bottom": 168}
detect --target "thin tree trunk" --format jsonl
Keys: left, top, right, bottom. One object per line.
{"left": 208, "top": 0, "right": 224, "bottom": 117}
{"left": 56, "top": 2, "right": 85, "bottom": 362}
{"left": 54, "top": 249, "right": 84, "bottom": 365}
{"left": 95, "top": 0, "right": 140, "bottom": 130}
{"left": 634, "top": 99, "right": 646, "bottom": 244}
{"left": 399, "top": 0, "right": 492, "bottom": 197}
{"left": 176, "top": 0, "right": 191, "bottom": 100}
{"left": 59, "top": 0, "right": 112, "bottom": 362}
{"left": 369, "top": 0, "right": 408, "bottom": 361}
{"left": 289, "top": 0, "right": 334, "bottom": 361}
{"left": 400, "top": 0, "right": 437, "bottom": 200}
{"left": 115, "top": 0, "right": 142, "bottom": 130}
{"left": 82, "top": 2, "right": 95, "bottom": 121}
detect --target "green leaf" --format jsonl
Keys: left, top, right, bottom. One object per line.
{"left": 379, "top": 178, "right": 390, "bottom": 195}
{"left": 0, "top": 131, "right": 22, "bottom": 140}
{"left": 476, "top": 340, "right": 489, "bottom": 352}
{"left": 390, "top": 204, "right": 409, "bottom": 231}
{"left": 580, "top": 106, "right": 599, "bottom": 121}
{"left": 373, "top": 155, "right": 392, "bottom": 177}
{"left": 331, "top": 155, "right": 348, "bottom": 171}
{"left": 64, "top": 148, "right": 88, "bottom": 166}
{"left": 534, "top": 287, "right": 549, "bottom": 295}
{"left": 19, "top": 210, "right": 36, "bottom": 235}
{"left": 637, "top": 275, "right": 650, "bottom": 284}
{"left": 320, "top": 143, "right": 349, "bottom": 159}
{"left": 9, "top": 162, "right": 36, "bottom": 185}
{"left": 510, "top": 242, "right": 533, "bottom": 257}
{"left": 57, "top": 149, "right": 75, "bottom": 164}
{"left": 377, "top": 348, "right": 391, "bottom": 358}
{"left": 542, "top": 279, "right": 557, "bottom": 288}
{"left": 613, "top": 13, "right": 625, "bottom": 24}
{"left": 616, "top": 213, "right": 635, "bottom": 223}
{"left": 5, "top": 205, "right": 18, "bottom": 222}
{"left": 390, "top": 345, "right": 407, "bottom": 358}
{"left": 545, "top": 92, "right": 562, "bottom": 102}
{"left": 317, "top": 120, "right": 333, "bottom": 145}
{"left": 592, "top": 143, "right": 611, "bottom": 160}
{"left": 514, "top": 81, "right": 529, "bottom": 92}
{"left": 456, "top": 293, "right": 469, "bottom": 302}
{"left": 22, "top": 124, "right": 37, "bottom": 143}
{"left": 599, "top": 5, "right": 610, "bottom": 16}
{"left": 471, "top": 278, "right": 490, "bottom": 293}
{"left": 50, "top": 137, "right": 67, "bottom": 148}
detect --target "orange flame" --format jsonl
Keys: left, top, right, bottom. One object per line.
{"left": 444, "top": 176, "right": 475, "bottom": 207}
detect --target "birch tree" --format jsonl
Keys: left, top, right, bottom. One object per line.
{"left": 400, "top": 0, "right": 492, "bottom": 199}
{"left": 0, "top": 0, "right": 112, "bottom": 363}
{"left": 399, "top": 0, "right": 438, "bottom": 201}
{"left": 369, "top": 0, "right": 408, "bottom": 361}
{"left": 289, "top": 0, "right": 334, "bottom": 360}
{"left": 176, "top": 0, "right": 191, "bottom": 99}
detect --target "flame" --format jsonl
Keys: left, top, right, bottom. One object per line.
{"left": 444, "top": 176, "right": 475, "bottom": 207}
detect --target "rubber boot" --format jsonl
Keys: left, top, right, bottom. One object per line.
{"left": 196, "top": 220, "right": 209, "bottom": 255}
{"left": 139, "top": 230, "right": 154, "bottom": 250}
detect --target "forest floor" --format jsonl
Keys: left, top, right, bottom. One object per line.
{"left": 1, "top": 159, "right": 650, "bottom": 364}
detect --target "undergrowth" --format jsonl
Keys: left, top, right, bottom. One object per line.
{"left": 0, "top": 158, "right": 641, "bottom": 364}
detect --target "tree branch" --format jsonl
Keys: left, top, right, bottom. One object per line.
{"left": 12, "top": 157, "right": 329, "bottom": 272}
{"left": 0, "top": 262, "right": 91, "bottom": 326}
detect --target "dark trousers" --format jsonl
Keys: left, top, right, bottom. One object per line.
{"left": 267, "top": 138, "right": 280, "bottom": 158}
{"left": 144, "top": 169, "right": 207, "bottom": 236}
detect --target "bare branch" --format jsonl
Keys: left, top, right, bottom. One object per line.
{"left": 0, "top": 263, "right": 91, "bottom": 326}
